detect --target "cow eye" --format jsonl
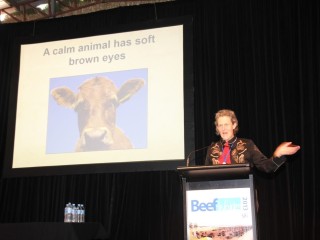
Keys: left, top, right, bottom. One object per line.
{"left": 106, "top": 98, "right": 119, "bottom": 108}
{"left": 74, "top": 100, "right": 89, "bottom": 112}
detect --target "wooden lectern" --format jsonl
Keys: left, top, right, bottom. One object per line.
{"left": 177, "top": 164, "right": 258, "bottom": 240}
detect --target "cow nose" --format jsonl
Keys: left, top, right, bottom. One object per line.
{"left": 81, "top": 127, "right": 114, "bottom": 150}
{"left": 84, "top": 128, "right": 107, "bottom": 140}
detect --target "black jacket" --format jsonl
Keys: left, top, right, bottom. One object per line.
{"left": 205, "top": 137, "right": 286, "bottom": 173}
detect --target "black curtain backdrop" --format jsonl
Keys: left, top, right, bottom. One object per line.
{"left": 0, "top": 0, "right": 319, "bottom": 239}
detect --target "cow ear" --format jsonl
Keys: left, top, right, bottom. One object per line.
{"left": 51, "top": 87, "right": 77, "bottom": 108}
{"left": 117, "top": 78, "right": 144, "bottom": 104}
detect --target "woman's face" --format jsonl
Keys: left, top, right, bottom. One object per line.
{"left": 216, "top": 116, "right": 237, "bottom": 141}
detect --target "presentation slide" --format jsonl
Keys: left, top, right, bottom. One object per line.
{"left": 11, "top": 23, "right": 186, "bottom": 170}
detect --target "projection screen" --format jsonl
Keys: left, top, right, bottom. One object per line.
{"left": 4, "top": 17, "right": 194, "bottom": 177}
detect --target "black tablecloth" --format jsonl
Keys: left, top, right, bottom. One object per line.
{"left": 0, "top": 222, "right": 108, "bottom": 240}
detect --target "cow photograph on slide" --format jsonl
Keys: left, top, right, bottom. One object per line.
{"left": 46, "top": 70, "right": 147, "bottom": 154}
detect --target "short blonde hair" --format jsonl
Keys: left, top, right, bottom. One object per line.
{"left": 214, "top": 109, "right": 239, "bottom": 135}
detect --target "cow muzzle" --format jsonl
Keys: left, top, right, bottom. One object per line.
{"left": 80, "top": 127, "right": 114, "bottom": 150}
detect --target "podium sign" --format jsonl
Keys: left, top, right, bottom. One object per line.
{"left": 178, "top": 164, "right": 257, "bottom": 240}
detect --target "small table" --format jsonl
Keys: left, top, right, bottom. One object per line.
{"left": 0, "top": 222, "right": 108, "bottom": 240}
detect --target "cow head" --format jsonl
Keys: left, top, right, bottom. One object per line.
{"left": 51, "top": 76, "right": 144, "bottom": 151}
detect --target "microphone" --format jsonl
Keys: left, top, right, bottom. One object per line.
{"left": 186, "top": 145, "right": 210, "bottom": 167}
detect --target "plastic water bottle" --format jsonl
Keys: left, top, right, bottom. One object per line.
{"left": 78, "top": 204, "right": 83, "bottom": 223}
{"left": 71, "top": 204, "right": 77, "bottom": 222}
{"left": 76, "top": 204, "right": 81, "bottom": 222}
{"left": 80, "top": 204, "right": 85, "bottom": 223}
{"left": 64, "top": 203, "right": 68, "bottom": 222}
{"left": 68, "top": 203, "right": 73, "bottom": 222}
{"left": 64, "top": 203, "right": 72, "bottom": 222}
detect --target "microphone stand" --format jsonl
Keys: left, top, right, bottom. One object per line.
{"left": 186, "top": 145, "right": 210, "bottom": 167}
